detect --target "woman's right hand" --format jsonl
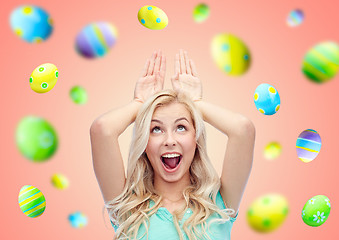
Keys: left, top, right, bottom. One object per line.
{"left": 134, "top": 50, "right": 166, "bottom": 103}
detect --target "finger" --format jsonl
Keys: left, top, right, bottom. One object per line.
{"left": 184, "top": 51, "right": 191, "bottom": 75}
{"left": 190, "top": 59, "right": 198, "bottom": 77}
{"left": 175, "top": 54, "right": 180, "bottom": 75}
{"left": 154, "top": 50, "right": 161, "bottom": 74}
{"left": 179, "top": 49, "right": 186, "bottom": 74}
{"left": 147, "top": 51, "right": 157, "bottom": 75}
{"left": 159, "top": 55, "right": 166, "bottom": 87}
{"left": 141, "top": 59, "right": 150, "bottom": 77}
{"left": 171, "top": 73, "right": 180, "bottom": 89}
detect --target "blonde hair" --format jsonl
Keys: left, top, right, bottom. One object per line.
{"left": 105, "top": 89, "right": 235, "bottom": 240}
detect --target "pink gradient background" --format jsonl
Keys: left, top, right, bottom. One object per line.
{"left": 1, "top": 0, "right": 338, "bottom": 239}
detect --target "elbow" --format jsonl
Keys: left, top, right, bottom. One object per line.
{"left": 237, "top": 116, "right": 256, "bottom": 139}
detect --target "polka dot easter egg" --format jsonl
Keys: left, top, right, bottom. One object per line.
{"left": 75, "top": 22, "right": 118, "bottom": 58}
{"left": 16, "top": 116, "right": 58, "bottom": 162}
{"left": 211, "top": 33, "right": 251, "bottom": 76}
{"left": 296, "top": 129, "right": 321, "bottom": 163}
{"left": 70, "top": 86, "right": 88, "bottom": 104}
{"left": 264, "top": 141, "right": 282, "bottom": 160}
{"left": 10, "top": 5, "right": 53, "bottom": 43}
{"left": 18, "top": 185, "right": 46, "bottom": 218}
{"left": 68, "top": 212, "right": 88, "bottom": 228}
{"left": 30, "top": 63, "right": 58, "bottom": 93}
{"left": 138, "top": 5, "right": 168, "bottom": 30}
{"left": 302, "top": 195, "right": 331, "bottom": 227}
{"left": 193, "top": 3, "right": 210, "bottom": 23}
{"left": 247, "top": 193, "right": 289, "bottom": 233}
{"left": 254, "top": 83, "right": 281, "bottom": 115}
{"left": 287, "top": 9, "right": 304, "bottom": 27}
{"left": 51, "top": 173, "right": 69, "bottom": 190}
{"left": 302, "top": 41, "right": 339, "bottom": 83}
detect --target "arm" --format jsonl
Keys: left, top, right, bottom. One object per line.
{"left": 90, "top": 50, "right": 166, "bottom": 203}
{"left": 171, "top": 49, "right": 255, "bottom": 217}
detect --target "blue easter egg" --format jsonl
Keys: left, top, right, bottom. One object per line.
{"left": 68, "top": 211, "right": 88, "bottom": 228}
{"left": 10, "top": 5, "right": 53, "bottom": 43}
{"left": 254, "top": 83, "right": 281, "bottom": 115}
{"left": 296, "top": 129, "right": 322, "bottom": 163}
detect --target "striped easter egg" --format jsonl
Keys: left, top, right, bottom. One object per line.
{"left": 296, "top": 129, "right": 322, "bottom": 163}
{"left": 75, "top": 22, "right": 118, "bottom": 58}
{"left": 302, "top": 41, "right": 339, "bottom": 83}
{"left": 18, "top": 185, "right": 46, "bottom": 218}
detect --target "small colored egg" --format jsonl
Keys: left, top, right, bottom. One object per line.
{"left": 253, "top": 83, "right": 281, "bottom": 115}
{"left": 30, "top": 63, "right": 58, "bottom": 93}
{"left": 193, "top": 3, "right": 210, "bottom": 23}
{"left": 70, "top": 86, "right": 88, "bottom": 104}
{"left": 264, "top": 142, "right": 282, "bottom": 160}
{"left": 287, "top": 9, "right": 304, "bottom": 27}
{"left": 138, "top": 5, "right": 168, "bottom": 30}
{"left": 68, "top": 212, "right": 88, "bottom": 228}
{"left": 247, "top": 193, "right": 289, "bottom": 233}
{"left": 211, "top": 33, "right": 251, "bottom": 76}
{"left": 51, "top": 173, "right": 69, "bottom": 190}
{"left": 75, "top": 22, "right": 118, "bottom": 58}
{"left": 18, "top": 185, "right": 46, "bottom": 218}
{"left": 302, "top": 41, "right": 339, "bottom": 83}
{"left": 16, "top": 116, "right": 58, "bottom": 162}
{"left": 10, "top": 5, "right": 53, "bottom": 43}
{"left": 296, "top": 129, "right": 321, "bottom": 163}
{"left": 302, "top": 195, "right": 331, "bottom": 227}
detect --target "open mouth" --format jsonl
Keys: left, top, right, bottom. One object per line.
{"left": 161, "top": 155, "right": 182, "bottom": 171}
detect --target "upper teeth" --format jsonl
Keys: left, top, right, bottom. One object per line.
{"left": 162, "top": 153, "right": 180, "bottom": 158}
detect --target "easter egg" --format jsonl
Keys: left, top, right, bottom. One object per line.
{"left": 193, "top": 3, "right": 210, "bottom": 23}
{"left": 18, "top": 185, "right": 46, "bottom": 218}
{"left": 51, "top": 173, "right": 69, "bottom": 190}
{"left": 75, "top": 22, "right": 118, "bottom": 58}
{"left": 138, "top": 5, "right": 168, "bottom": 30}
{"left": 264, "top": 142, "right": 282, "bottom": 160}
{"left": 287, "top": 9, "right": 304, "bottom": 27}
{"left": 302, "top": 195, "right": 331, "bottom": 227}
{"left": 247, "top": 193, "right": 289, "bottom": 233}
{"left": 70, "top": 86, "right": 88, "bottom": 104}
{"left": 302, "top": 41, "right": 339, "bottom": 83}
{"left": 296, "top": 129, "right": 321, "bottom": 163}
{"left": 68, "top": 212, "right": 88, "bottom": 228}
{"left": 211, "top": 34, "right": 251, "bottom": 76}
{"left": 16, "top": 116, "right": 58, "bottom": 162}
{"left": 254, "top": 83, "right": 281, "bottom": 115}
{"left": 30, "top": 63, "right": 58, "bottom": 93}
{"left": 10, "top": 5, "right": 53, "bottom": 43}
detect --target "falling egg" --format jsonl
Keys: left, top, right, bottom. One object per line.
{"left": 30, "top": 63, "right": 58, "bottom": 93}
{"left": 16, "top": 116, "right": 58, "bottom": 162}
{"left": 302, "top": 41, "right": 339, "bottom": 83}
{"left": 70, "top": 86, "right": 88, "bottom": 104}
{"left": 18, "top": 185, "right": 46, "bottom": 218}
{"left": 287, "top": 9, "right": 304, "bottom": 27}
{"left": 138, "top": 5, "right": 168, "bottom": 30}
{"left": 51, "top": 173, "right": 69, "bottom": 190}
{"left": 296, "top": 129, "right": 321, "bottom": 163}
{"left": 193, "top": 3, "right": 210, "bottom": 23}
{"left": 247, "top": 193, "right": 289, "bottom": 233}
{"left": 68, "top": 211, "right": 88, "bottom": 228}
{"left": 253, "top": 83, "right": 281, "bottom": 115}
{"left": 264, "top": 141, "right": 282, "bottom": 160}
{"left": 211, "top": 33, "right": 251, "bottom": 76}
{"left": 302, "top": 195, "right": 331, "bottom": 227}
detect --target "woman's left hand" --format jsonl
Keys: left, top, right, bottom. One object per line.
{"left": 171, "top": 49, "right": 202, "bottom": 101}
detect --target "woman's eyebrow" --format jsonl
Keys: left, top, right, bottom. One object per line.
{"left": 151, "top": 117, "right": 189, "bottom": 124}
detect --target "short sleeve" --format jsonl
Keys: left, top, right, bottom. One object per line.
{"left": 111, "top": 220, "right": 119, "bottom": 232}
{"left": 216, "top": 191, "right": 238, "bottom": 223}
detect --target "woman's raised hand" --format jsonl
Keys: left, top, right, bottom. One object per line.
{"left": 171, "top": 49, "right": 202, "bottom": 101}
{"left": 134, "top": 50, "right": 166, "bottom": 103}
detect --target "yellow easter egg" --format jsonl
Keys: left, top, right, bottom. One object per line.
{"left": 30, "top": 63, "right": 58, "bottom": 93}
{"left": 18, "top": 185, "right": 46, "bottom": 218}
{"left": 138, "top": 5, "right": 168, "bottom": 30}
{"left": 247, "top": 193, "right": 289, "bottom": 233}
{"left": 211, "top": 33, "right": 251, "bottom": 76}
{"left": 51, "top": 173, "right": 69, "bottom": 190}
{"left": 264, "top": 142, "right": 282, "bottom": 160}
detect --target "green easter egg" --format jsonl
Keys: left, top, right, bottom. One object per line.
{"left": 70, "top": 86, "right": 88, "bottom": 104}
{"left": 302, "top": 195, "right": 331, "bottom": 227}
{"left": 18, "top": 185, "right": 46, "bottom": 218}
{"left": 16, "top": 116, "right": 58, "bottom": 162}
{"left": 193, "top": 3, "right": 210, "bottom": 23}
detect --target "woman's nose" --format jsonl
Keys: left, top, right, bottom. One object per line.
{"left": 164, "top": 132, "right": 176, "bottom": 146}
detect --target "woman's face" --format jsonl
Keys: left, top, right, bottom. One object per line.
{"left": 145, "top": 102, "right": 197, "bottom": 184}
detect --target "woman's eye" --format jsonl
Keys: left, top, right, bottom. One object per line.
{"left": 177, "top": 125, "right": 186, "bottom": 132}
{"left": 151, "top": 126, "right": 161, "bottom": 133}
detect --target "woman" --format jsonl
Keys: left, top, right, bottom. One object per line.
{"left": 90, "top": 49, "right": 255, "bottom": 240}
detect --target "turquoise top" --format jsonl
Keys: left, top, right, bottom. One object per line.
{"left": 112, "top": 191, "right": 238, "bottom": 240}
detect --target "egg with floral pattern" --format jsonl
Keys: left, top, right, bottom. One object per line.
{"left": 302, "top": 195, "right": 331, "bottom": 227}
